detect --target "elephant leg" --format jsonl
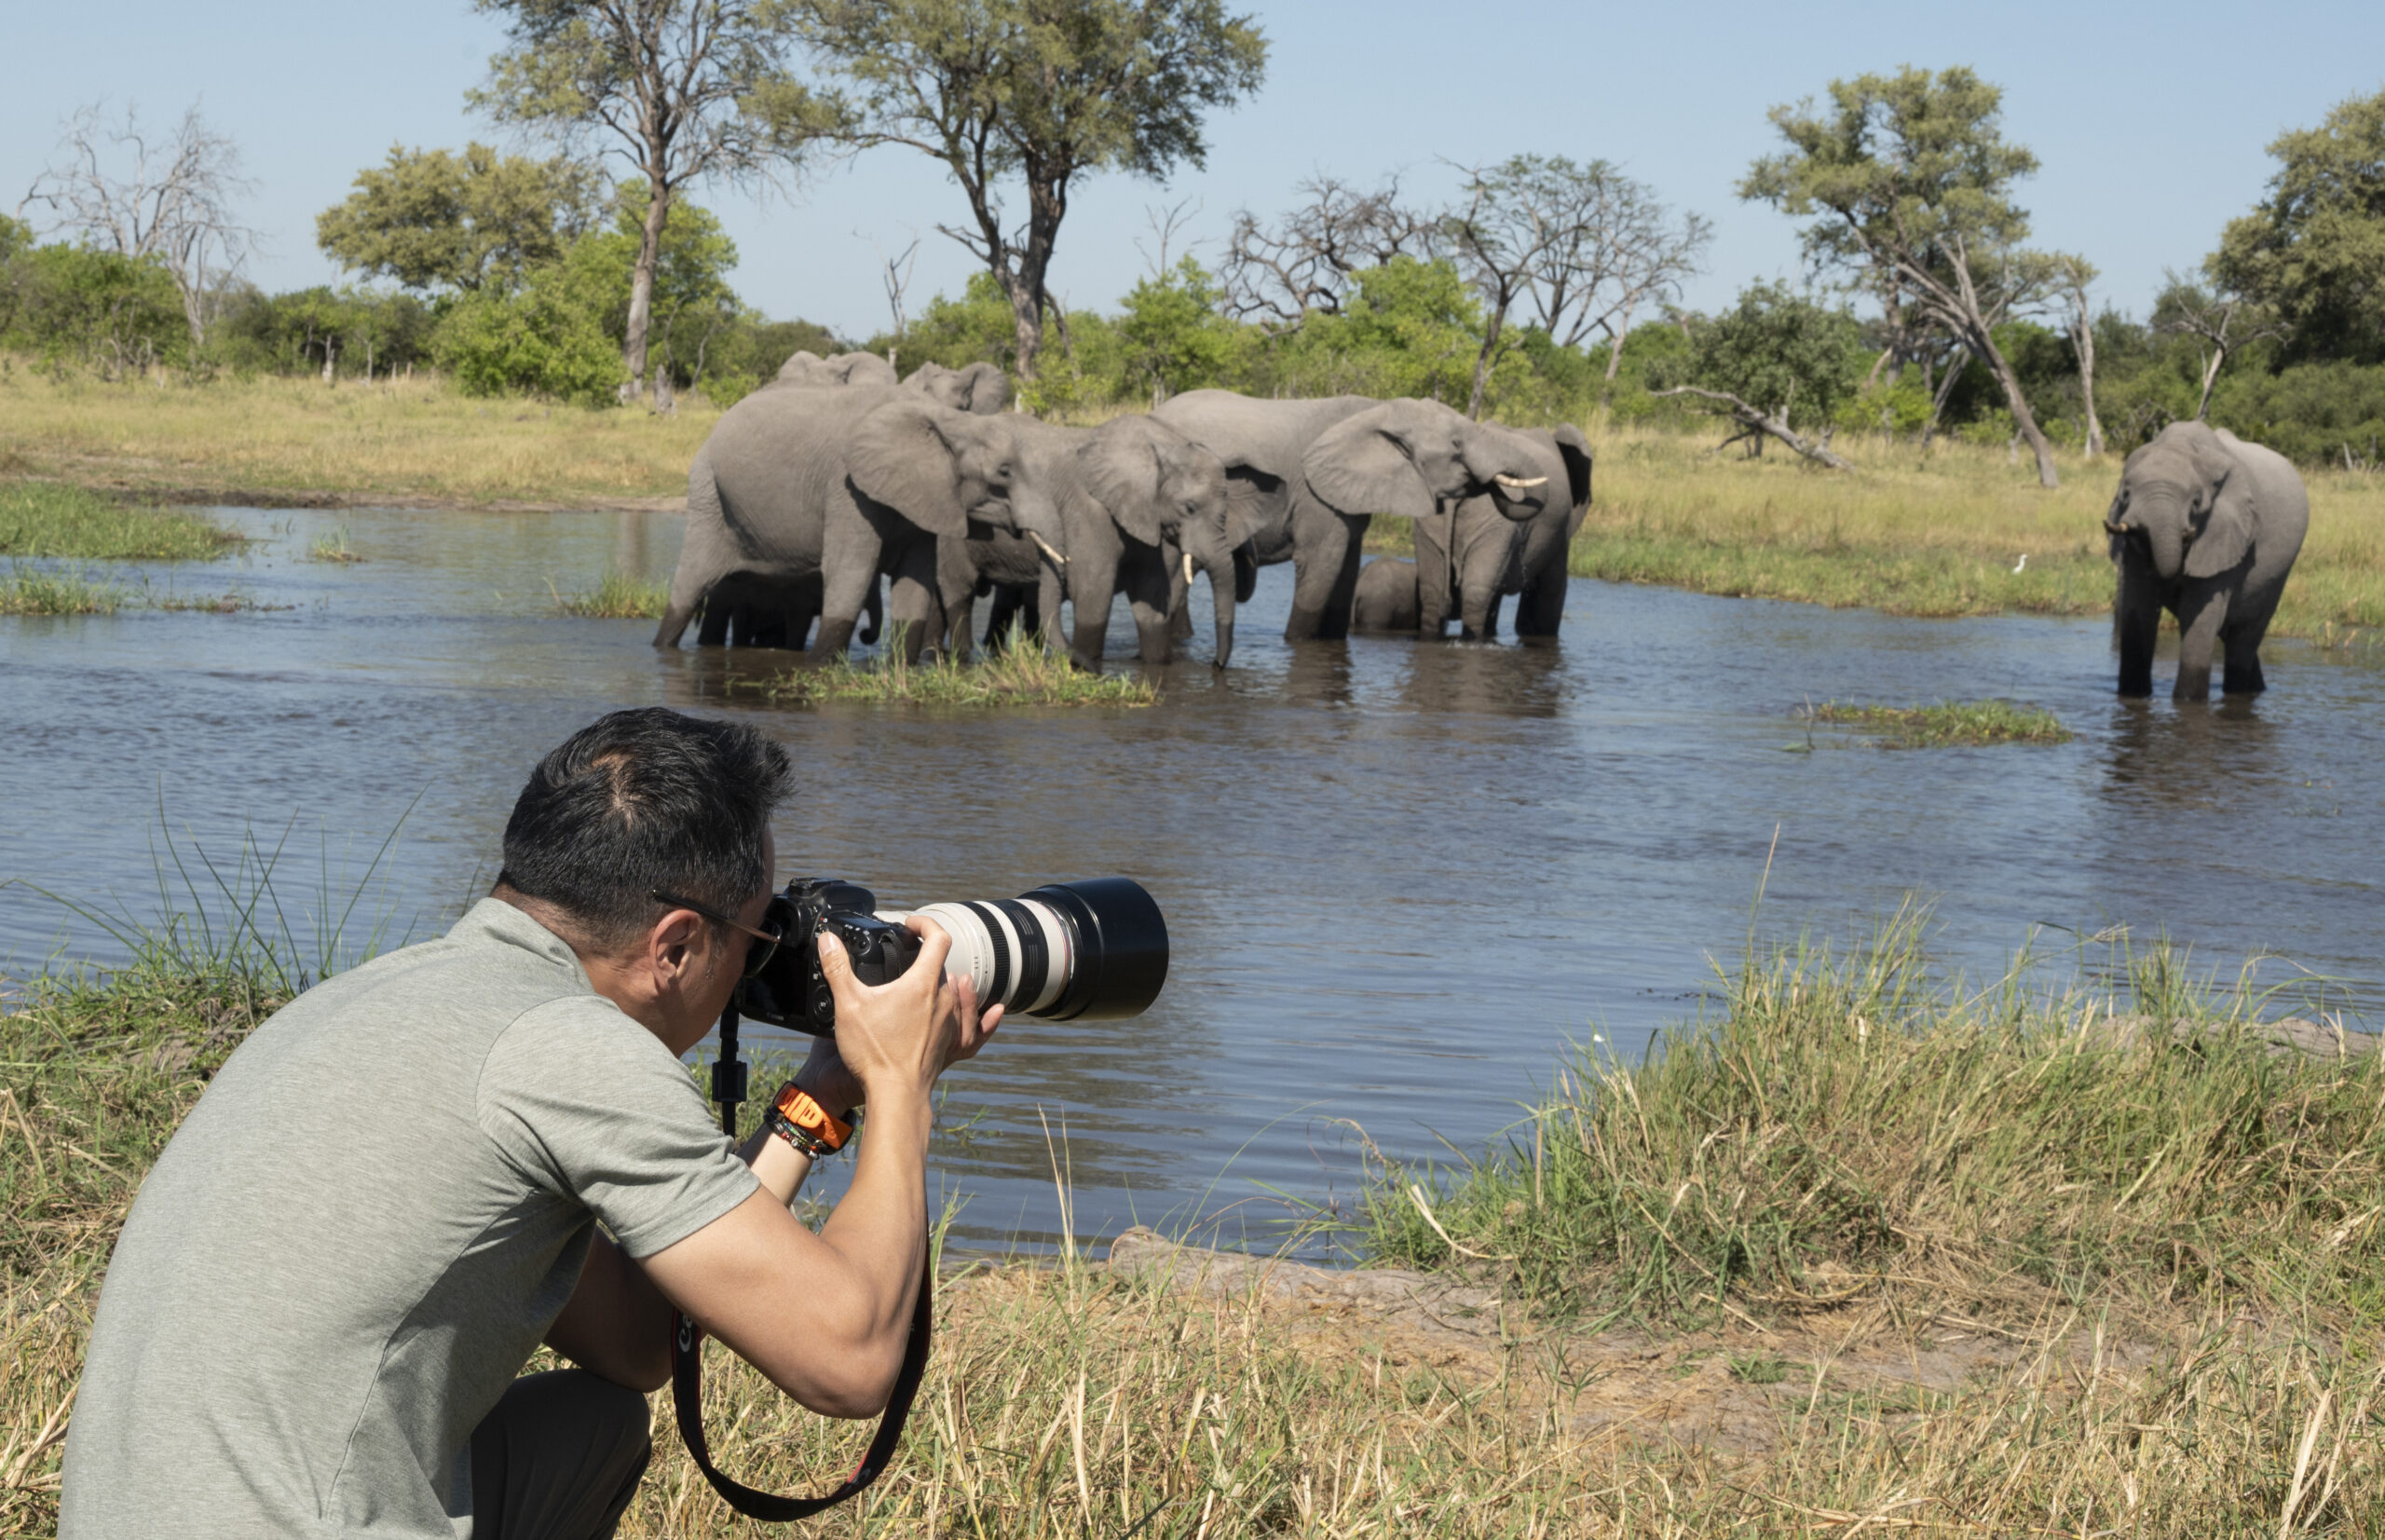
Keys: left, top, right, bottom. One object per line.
{"left": 809, "top": 558, "right": 879, "bottom": 668}
{"left": 2174, "top": 584, "right": 2228, "bottom": 702}
{"left": 982, "top": 583, "right": 1019, "bottom": 650}
{"left": 1284, "top": 505, "right": 1365, "bottom": 643}
{"left": 654, "top": 521, "right": 741, "bottom": 649}
{"left": 2221, "top": 583, "right": 2281, "bottom": 696}
{"left": 697, "top": 594, "right": 732, "bottom": 647}
{"left": 1070, "top": 561, "right": 1118, "bottom": 673}
{"left": 2113, "top": 556, "right": 2160, "bottom": 698}
{"left": 858, "top": 575, "right": 885, "bottom": 646}
{"left": 1124, "top": 548, "right": 1173, "bottom": 666}
{"left": 1512, "top": 560, "right": 1565, "bottom": 639}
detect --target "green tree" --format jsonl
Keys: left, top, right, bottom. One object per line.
{"left": 1741, "top": 65, "right": 2070, "bottom": 486}
{"left": 2211, "top": 88, "right": 2385, "bottom": 364}
{"left": 1277, "top": 256, "right": 1494, "bottom": 406}
{"left": 1654, "top": 281, "right": 1862, "bottom": 467}
{"left": 798, "top": 0, "right": 1267, "bottom": 382}
{"left": 1117, "top": 254, "right": 1240, "bottom": 402}
{"left": 315, "top": 143, "right": 601, "bottom": 293}
{"left": 470, "top": 0, "right": 840, "bottom": 401}
{"left": 432, "top": 236, "right": 624, "bottom": 405}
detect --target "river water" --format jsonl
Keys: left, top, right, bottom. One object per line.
{"left": 4, "top": 505, "right": 2379, "bottom": 1256}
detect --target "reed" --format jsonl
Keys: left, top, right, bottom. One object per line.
{"left": 0, "top": 563, "right": 129, "bottom": 615}
{"left": 0, "top": 480, "right": 238, "bottom": 561}
{"left": 552, "top": 567, "right": 670, "bottom": 620}
{"left": 1801, "top": 698, "right": 2073, "bottom": 747}
{"left": 756, "top": 634, "right": 1158, "bottom": 708}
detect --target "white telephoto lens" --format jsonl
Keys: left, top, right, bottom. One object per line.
{"left": 887, "top": 900, "right": 1075, "bottom": 1015}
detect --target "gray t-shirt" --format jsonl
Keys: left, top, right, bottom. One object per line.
{"left": 61, "top": 899, "right": 759, "bottom": 1539}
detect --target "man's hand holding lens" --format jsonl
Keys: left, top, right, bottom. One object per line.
{"left": 815, "top": 917, "right": 1002, "bottom": 1111}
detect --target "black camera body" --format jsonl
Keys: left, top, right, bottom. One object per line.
{"left": 734, "top": 875, "right": 1167, "bottom": 1037}
{"left": 734, "top": 879, "right": 919, "bottom": 1035}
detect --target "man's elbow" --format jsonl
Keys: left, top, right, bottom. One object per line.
{"left": 774, "top": 1339, "right": 906, "bottom": 1420}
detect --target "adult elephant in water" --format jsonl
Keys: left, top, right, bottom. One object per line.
{"left": 654, "top": 386, "right": 1058, "bottom": 666}
{"left": 1416, "top": 423, "right": 1593, "bottom": 640}
{"left": 1051, "top": 415, "right": 1247, "bottom": 669}
{"left": 1152, "top": 391, "right": 1554, "bottom": 643}
{"left": 2106, "top": 420, "right": 2309, "bottom": 700}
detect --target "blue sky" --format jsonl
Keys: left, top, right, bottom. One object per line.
{"left": 5, "top": 1, "right": 2378, "bottom": 342}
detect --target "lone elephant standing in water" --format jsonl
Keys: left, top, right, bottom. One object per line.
{"left": 2106, "top": 421, "right": 2308, "bottom": 700}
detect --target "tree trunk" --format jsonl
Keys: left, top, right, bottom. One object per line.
{"left": 1975, "top": 329, "right": 2059, "bottom": 487}
{"left": 620, "top": 178, "right": 672, "bottom": 403}
{"left": 2077, "top": 318, "right": 2104, "bottom": 456}
{"left": 1599, "top": 301, "right": 1636, "bottom": 402}
{"left": 1466, "top": 304, "right": 1507, "bottom": 421}
{"left": 2195, "top": 346, "right": 2226, "bottom": 422}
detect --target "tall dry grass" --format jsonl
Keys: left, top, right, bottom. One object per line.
{"left": 1574, "top": 419, "right": 2385, "bottom": 639}
{"left": 0, "top": 366, "right": 717, "bottom": 505}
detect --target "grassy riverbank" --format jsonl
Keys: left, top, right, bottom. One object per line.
{"left": 0, "top": 368, "right": 714, "bottom": 507}
{"left": 1574, "top": 422, "right": 2385, "bottom": 642}
{"left": 8, "top": 918, "right": 2381, "bottom": 1534}
{"left": 1801, "top": 698, "right": 2074, "bottom": 747}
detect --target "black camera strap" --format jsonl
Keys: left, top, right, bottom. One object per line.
{"left": 673, "top": 1006, "right": 933, "bottom": 1522}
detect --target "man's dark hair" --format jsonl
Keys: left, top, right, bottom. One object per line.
{"left": 501, "top": 708, "right": 793, "bottom": 949}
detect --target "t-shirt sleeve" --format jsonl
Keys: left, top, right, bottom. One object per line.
{"left": 476, "top": 998, "right": 760, "bottom": 1259}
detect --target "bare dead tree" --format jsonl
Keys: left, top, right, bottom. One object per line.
{"left": 20, "top": 101, "right": 257, "bottom": 349}
{"left": 2054, "top": 255, "right": 2104, "bottom": 455}
{"left": 867, "top": 231, "right": 920, "bottom": 369}
{"left": 1441, "top": 159, "right": 1563, "bottom": 419}
{"left": 1654, "top": 386, "right": 1853, "bottom": 470}
{"left": 1135, "top": 197, "right": 1203, "bottom": 279}
{"left": 1219, "top": 173, "right": 1441, "bottom": 331}
{"left": 2154, "top": 272, "right": 2283, "bottom": 421}
{"left": 1479, "top": 157, "right": 1711, "bottom": 391}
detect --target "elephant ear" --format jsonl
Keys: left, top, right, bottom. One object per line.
{"left": 1078, "top": 422, "right": 1167, "bottom": 547}
{"left": 1303, "top": 409, "right": 1434, "bottom": 520}
{"left": 848, "top": 397, "right": 967, "bottom": 538}
{"left": 2186, "top": 441, "right": 2256, "bottom": 579}
{"left": 961, "top": 361, "right": 1012, "bottom": 415}
{"left": 1550, "top": 424, "right": 1594, "bottom": 513}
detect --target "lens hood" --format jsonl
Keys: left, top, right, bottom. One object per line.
{"left": 1020, "top": 878, "right": 1168, "bottom": 1021}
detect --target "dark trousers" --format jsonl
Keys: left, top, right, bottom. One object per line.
{"left": 470, "top": 1370, "right": 652, "bottom": 1540}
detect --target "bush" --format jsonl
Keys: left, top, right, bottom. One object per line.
{"left": 431, "top": 238, "right": 623, "bottom": 405}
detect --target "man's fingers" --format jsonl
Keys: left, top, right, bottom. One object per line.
{"left": 902, "top": 914, "right": 954, "bottom": 983}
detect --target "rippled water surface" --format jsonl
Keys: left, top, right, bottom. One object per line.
{"left": 4, "top": 505, "right": 2380, "bottom": 1255}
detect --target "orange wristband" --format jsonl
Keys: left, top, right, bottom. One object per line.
{"left": 766, "top": 1083, "right": 853, "bottom": 1157}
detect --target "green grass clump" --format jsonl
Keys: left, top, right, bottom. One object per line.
{"left": 0, "top": 563, "right": 130, "bottom": 615}
{"left": 1364, "top": 913, "right": 2384, "bottom": 1334}
{"left": 552, "top": 566, "right": 667, "bottom": 619}
{"left": 1803, "top": 697, "right": 2073, "bottom": 747}
{"left": 307, "top": 526, "right": 361, "bottom": 564}
{"left": 148, "top": 591, "right": 284, "bottom": 613}
{"left": 761, "top": 637, "right": 1159, "bottom": 708}
{"left": 0, "top": 481, "right": 238, "bottom": 561}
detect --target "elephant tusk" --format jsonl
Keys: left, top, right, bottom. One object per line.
{"left": 1493, "top": 473, "right": 1547, "bottom": 490}
{"left": 1181, "top": 552, "right": 1195, "bottom": 588}
{"left": 1028, "top": 532, "right": 1070, "bottom": 568}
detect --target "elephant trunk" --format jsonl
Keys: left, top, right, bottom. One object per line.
{"left": 1209, "top": 555, "right": 1236, "bottom": 670}
{"left": 1179, "top": 525, "right": 1240, "bottom": 669}
{"left": 2139, "top": 503, "right": 2187, "bottom": 582}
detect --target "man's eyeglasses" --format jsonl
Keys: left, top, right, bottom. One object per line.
{"left": 649, "top": 889, "right": 784, "bottom": 977}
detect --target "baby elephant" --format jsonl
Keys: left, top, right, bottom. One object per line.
{"left": 2106, "top": 421, "right": 2309, "bottom": 700}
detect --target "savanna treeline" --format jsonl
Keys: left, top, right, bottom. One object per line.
{"left": 5, "top": 7, "right": 2382, "bottom": 470}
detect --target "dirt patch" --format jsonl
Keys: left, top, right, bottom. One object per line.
{"left": 1098, "top": 1228, "right": 2170, "bottom": 1458}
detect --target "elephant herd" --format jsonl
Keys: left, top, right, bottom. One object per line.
{"left": 652, "top": 350, "right": 1595, "bottom": 671}
{"left": 661, "top": 351, "right": 2315, "bottom": 704}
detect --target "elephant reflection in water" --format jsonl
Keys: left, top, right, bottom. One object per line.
{"left": 1396, "top": 638, "right": 1566, "bottom": 717}
{"left": 2103, "top": 697, "right": 2275, "bottom": 812}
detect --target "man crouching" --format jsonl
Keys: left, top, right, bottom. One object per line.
{"left": 61, "top": 706, "right": 998, "bottom": 1538}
